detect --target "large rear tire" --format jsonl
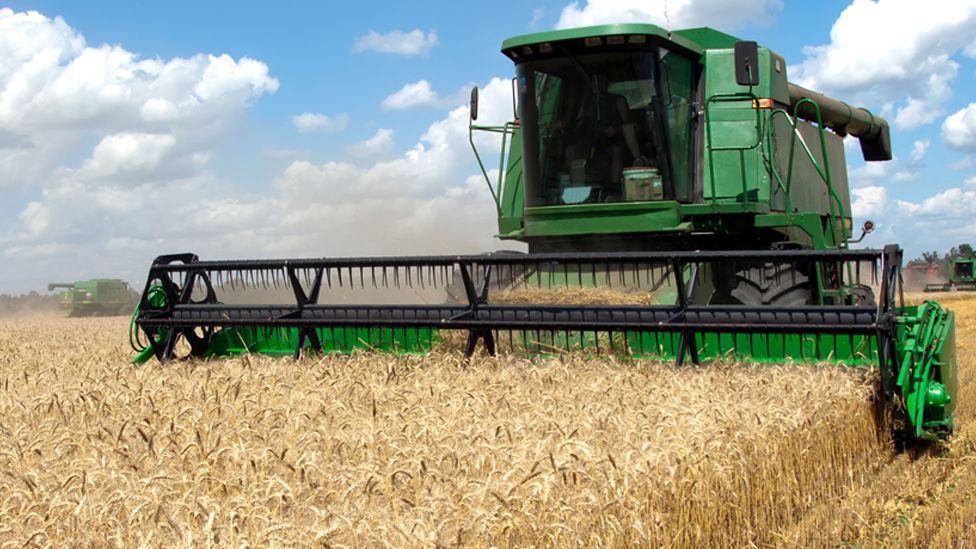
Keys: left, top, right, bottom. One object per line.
{"left": 727, "top": 263, "right": 812, "bottom": 306}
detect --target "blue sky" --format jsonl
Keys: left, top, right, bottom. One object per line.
{"left": 2, "top": 0, "right": 976, "bottom": 293}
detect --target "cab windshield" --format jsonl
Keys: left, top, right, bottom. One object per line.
{"left": 517, "top": 47, "right": 694, "bottom": 207}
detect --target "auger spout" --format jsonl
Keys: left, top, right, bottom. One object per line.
{"left": 788, "top": 83, "right": 891, "bottom": 161}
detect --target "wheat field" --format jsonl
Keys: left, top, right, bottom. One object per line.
{"left": 0, "top": 297, "right": 973, "bottom": 547}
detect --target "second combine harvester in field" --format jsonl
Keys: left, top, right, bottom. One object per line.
{"left": 132, "top": 25, "right": 956, "bottom": 443}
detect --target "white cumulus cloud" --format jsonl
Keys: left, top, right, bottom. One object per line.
{"left": 555, "top": 0, "right": 782, "bottom": 30}
{"left": 78, "top": 132, "right": 176, "bottom": 182}
{"left": 851, "top": 185, "right": 888, "bottom": 219}
{"left": 892, "top": 184, "right": 976, "bottom": 256}
{"left": 0, "top": 8, "right": 282, "bottom": 290}
{"left": 382, "top": 80, "right": 439, "bottom": 110}
{"left": 381, "top": 80, "right": 471, "bottom": 111}
{"left": 2, "top": 47, "right": 519, "bottom": 292}
{"left": 0, "top": 8, "right": 278, "bottom": 194}
{"left": 909, "top": 139, "right": 929, "bottom": 166}
{"left": 943, "top": 103, "right": 976, "bottom": 150}
{"left": 951, "top": 155, "right": 975, "bottom": 170}
{"left": 292, "top": 112, "right": 349, "bottom": 133}
{"left": 790, "top": 0, "right": 976, "bottom": 130}
{"left": 346, "top": 128, "right": 394, "bottom": 162}
{"left": 352, "top": 29, "right": 438, "bottom": 57}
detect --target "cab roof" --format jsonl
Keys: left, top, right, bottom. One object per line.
{"left": 500, "top": 24, "right": 743, "bottom": 60}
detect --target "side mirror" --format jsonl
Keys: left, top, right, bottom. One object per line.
{"left": 511, "top": 77, "right": 520, "bottom": 120}
{"left": 470, "top": 86, "right": 479, "bottom": 121}
{"left": 734, "top": 41, "right": 760, "bottom": 86}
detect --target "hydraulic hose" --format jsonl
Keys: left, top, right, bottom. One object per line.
{"left": 129, "top": 284, "right": 167, "bottom": 362}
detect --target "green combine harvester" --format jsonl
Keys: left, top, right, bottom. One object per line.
{"left": 131, "top": 24, "right": 956, "bottom": 442}
{"left": 48, "top": 279, "right": 138, "bottom": 317}
{"left": 925, "top": 257, "right": 976, "bottom": 292}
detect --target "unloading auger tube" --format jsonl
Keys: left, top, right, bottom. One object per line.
{"left": 130, "top": 246, "right": 956, "bottom": 442}
{"left": 788, "top": 82, "right": 891, "bottom": 161}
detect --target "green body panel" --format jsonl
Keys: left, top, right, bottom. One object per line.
{"left": 670, "top": 27, "right": 740, "bottom": 49}
{"left": 701, "top": 49, "right": 771, "bottom": 204}
{"left": 498, "top": 129, "right": 525, "bottom": 236}
{"left": 626, "top": 331, "right": 877, "bottom": 365}
{"left": 521, "top": 201, "right": 688, "bottom": 237}
{"left": 191, "top": 326, "right": 878, "bottom": 366}
{"left": 204, "top": 327, "right": 437, "bottom": 357}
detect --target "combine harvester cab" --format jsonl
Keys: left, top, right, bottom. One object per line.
{"left": 132, "top": 24, "right": 958, "bottom": 442}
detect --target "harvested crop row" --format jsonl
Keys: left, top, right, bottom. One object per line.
{"left": 0, "top": 316, "right": 887, "bottom": 547}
